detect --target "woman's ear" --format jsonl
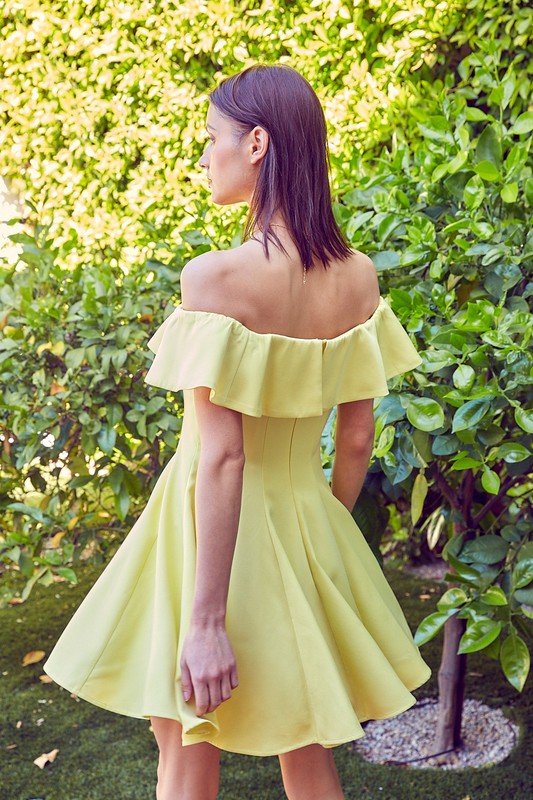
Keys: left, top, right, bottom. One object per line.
{"left": 249, "top": 126, "right": 269, "bottom": 164}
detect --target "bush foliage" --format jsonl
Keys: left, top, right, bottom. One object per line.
{"left": 0, "top": 0, "right": 532, "bottom": 687}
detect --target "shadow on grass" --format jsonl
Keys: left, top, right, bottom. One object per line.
{"left": 1, "top": 566, "right": 531, "bottom": 800}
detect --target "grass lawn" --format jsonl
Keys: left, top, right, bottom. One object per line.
{"left": 1, "top": 565, "right": 531, "bottom": 800}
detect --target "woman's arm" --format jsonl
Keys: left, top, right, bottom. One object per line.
{"left": 179, "top": 387, "right": 244, "bottom": 716}
{"left": 331, "top": 398, "right": 375, "bottom": 512}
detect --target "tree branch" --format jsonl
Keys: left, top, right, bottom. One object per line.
{"left": 430, "top": 464, "right": 461, "bottom": 512}
{"left": 471, "top": 474, "right": 522, "bottom": 528}
{"left": 461, "top": 469, "right": 475, "bottom": 528}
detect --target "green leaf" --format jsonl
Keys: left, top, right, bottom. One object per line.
{"left": 372, "top": 250, "right": 400, "bottom": 270}
{"left": 414, "top": 610, "right": 456, "bottom": 646}
{"left": 55, "top": 567, "right": 78, "bottom": 584}
{"left": 346, "top": 210, "right": 374, "bottom": 235}
{"left": 65, "top": 348, "right": 86, "bottom": 369}
{"left": 480, "top": 586, "right": 508, "bottom": 606}
{"left": 115, "top": 485, "right": 130, "bottom": 521}
{"left": 465, "top": 107, "right": 488, "bottom": 121}
{"left": 437, "top": 587, "right": 468, "bottom": 612}
{"left": 69, "top": 475, "right": 93, "bottom": 489}
{"left": 446, "top": 553, "right": 483, "bottom": 585}
{"left": 501, "top": 183, "right": 518, "bottom": 203}
{"left": 21, "top": 566, "right": 49, "bottom": 602}
{"left": 451, "top": 456, "right": 482, "bottom": 470}
{"left": 106, "top": 404, "right": 123, "bottom": 426}
{"left": 377, "top": 214, "right": 403, "bottom": 243}
{"left": 417, "top": 117, "right": 453, "bottom": 144}
{"left": 474, "top": 160, "right": 499, "bottom": 181}
{"left": 452, "top": 397, "right": 491, "bottom": 432}
{"left": 146, "top": 396, "right": 167, "bottom": 415}
{"left": 108, "top": 466, "right": 124, "bottom": 495}
{"left": 496, "top": 443, "right": 531, "bottom": 463}
{"left": 458, "top": 619, "right": 502, "bottom": 654}
{"left": 411, "top": 471, "right": 428, "bottom": 525}
{"left": 18, "top": 552, "right": 35, "bottom": 578}
{"left": 476, "top": 124, "right": 502, "bottom": 166}
{"left": 374, "top": 425, "right": 395, "bottom": 458}
{"left": 181, "top": 229, "right": 210, "bottom": 246}
{"left": 7, "top": 503, "right": 45, "bottom": 523}
{"left": 421, "top": 350, "right": 457, "bottom": 371}
{"left": 432, "top": 434, "right": 460, "bottom": 456}
{"left": 447, "top": 150, "right": 468, "bottom": 175}
{"left": 513, "top": 559, "right": 533, "bottom": 590}
{"left": 97, "top": 426, "right": 116, "bottom": 455}
{"left": 461, "top": 535, "right": 509, "bottom": 565}
{"left": 515, "top": 587, "right": 533, "bottom": 605}
{"left": 404, "top": 397, "right": 445, "bottom": 432}
{"left": 500, "top": 525, "right": 523, "bottom": 543}
{"left": 500, "top": 632, "right": 530, "bottom": 691}
{"left": 515, "top": 408, "right": 533, "bottom": 434}
{"left": 481, "top": 467, "right": 500, "bottom": 494}
{"left": 464, "top": 174, "right": 485, "bottom": 211}
{"left": 432, "top": 162, "right": 449, "bottom": 182}
{"left": 509, "top": 112, "right": 533, "bottom": 135}
{"left": 452, "top": 364, "right": 476, "bottom": 392}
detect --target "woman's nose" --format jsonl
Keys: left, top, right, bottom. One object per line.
{"left": 199, "top": 147, "right": 209, "bottom": 169}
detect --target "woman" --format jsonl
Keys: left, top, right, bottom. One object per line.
{"left": 45, "top": 65, "right": 430, "bottom": 799}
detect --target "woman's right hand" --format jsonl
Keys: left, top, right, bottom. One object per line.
{"left": 180, "top": 620, "right": 239, "bottom": 716}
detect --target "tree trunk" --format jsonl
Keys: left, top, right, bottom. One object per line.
{"left": 434, "top": 613, "right": 467, "bottom": 753}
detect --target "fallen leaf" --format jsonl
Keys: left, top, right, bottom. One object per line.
{"left": 6, "top": 744, "right": 17, "bottom": 750}
{"left": 39, "top": 675, "right": 53, "bottom": 684}
{"left": 16, "top": 720, "right": 22, "bottom": 729}
{"left": 33, "top": 748, "right": 59, "bottom": 769}
{"left": 50, "top": 382, "right": 66, "bottom": 395}
{"left": 22, "top": 651, "right": 46, "bottom": 667}
{"left": 419, "top": 593, "right": 431, "bottom": 600}
{"left": 8, "top": 597, "right": 23, "bottom": 605}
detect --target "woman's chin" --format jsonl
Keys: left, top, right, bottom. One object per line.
{"left": 210, "top": 191, "right": 236, "bottom": 206}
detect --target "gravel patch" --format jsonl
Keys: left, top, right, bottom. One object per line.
{"left": 403, "top": 560, "right": 448, "bottom": 582}
{"left": 353, "top": 698, "right": 519, "bottom": 769}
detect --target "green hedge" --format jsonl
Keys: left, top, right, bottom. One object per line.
{"left": 1, "top": 0, "right": 522, "bottom": 263}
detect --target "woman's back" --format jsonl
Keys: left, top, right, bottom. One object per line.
{"left": 180, "top": 236, "right": 381, "bottom": 341}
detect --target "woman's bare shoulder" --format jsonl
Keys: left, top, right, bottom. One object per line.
{"left": 180, "top": 249, "right": 241, "bottom": 312}
{"left": 341, "top": 250, "right": 381, "bottom": 311}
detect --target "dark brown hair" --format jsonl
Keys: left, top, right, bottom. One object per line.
{"left": 209, "top": 64, "right": 351, "bottom": 270}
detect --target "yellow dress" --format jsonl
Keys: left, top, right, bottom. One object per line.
{"left": 44, "top": 296, "right": 431, "bottom": 756}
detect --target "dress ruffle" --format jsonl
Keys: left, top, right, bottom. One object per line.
{"left": 144, "top": 297, "right": 421, "bottom": 417}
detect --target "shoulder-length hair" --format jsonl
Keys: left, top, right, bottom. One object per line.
{"left": 209, "top": 64, "right": 352, "bottom": 271}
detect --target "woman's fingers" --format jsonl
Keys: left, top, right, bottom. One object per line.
{"left": 192, "top": 677, "right": 211, "bottom": 716}
{"left": 220, "top": 674, "right": 233, "bottom": 703}
{"left": 181, "top": 660, "right": 193, "bottom": 703}
{"left": 230, "top": 664, "right": 239, "bottom": 690}
{"left": 180, "top": 625, "right": 238, "bottom": 715}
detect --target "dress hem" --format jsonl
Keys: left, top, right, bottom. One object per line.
{"left": 43, "top": 664, "right": 431, "bottom": 757}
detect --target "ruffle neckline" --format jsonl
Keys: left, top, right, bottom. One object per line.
{"left": 144, "top": 296, "right": 421, "bottom": 418}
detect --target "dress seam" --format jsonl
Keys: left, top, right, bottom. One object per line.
{"left": 262, "top": 417, "right": 318, "bottom": 742}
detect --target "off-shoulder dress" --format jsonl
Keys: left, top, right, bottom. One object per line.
{"left": 44, "top": 296, "right": 431, "bottom": 756}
